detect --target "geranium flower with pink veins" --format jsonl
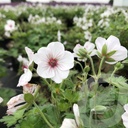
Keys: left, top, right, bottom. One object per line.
{"left": 4, "top": 19, "right": 17, "bottom": 32}
{"left": 34, "top": 42, "right": 74, "bottom": 83}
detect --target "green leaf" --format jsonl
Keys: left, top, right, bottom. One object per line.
{"left": 106, "top": 76, "right": 128, "bottom": 90}
{"left": 24, "top": 93, "right": 34, "bottom": 104}
{"left": 0, "top": 109, "right": 25, "bottom": 127}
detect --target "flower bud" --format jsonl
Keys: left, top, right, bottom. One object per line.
{"left": 84, "top": 65, "right": 90, "bottom": 73}
{"left": 115, "top": 62, "right": 124, "bottom": 70}
{"left": 78, "top": 48, "right": 87, "bottom": 57}
{"left": 91, "top": 105, "right": 107, "bottom": 113}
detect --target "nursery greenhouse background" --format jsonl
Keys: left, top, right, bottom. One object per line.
{"left": 0, "top": 0, "right": 128, "bottom": 128}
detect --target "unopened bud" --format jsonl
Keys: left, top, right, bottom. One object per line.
{"left": 78, "top": 48, "right": 87, "bottom": 57}
{"left": 115, "top": 62, "right": 124, "bottom": 70}
{"left": 84, "top": 65, "right": 90, "bottom": 73}
{"left": 91, "top": 105, "right": 107, "bottom": 113}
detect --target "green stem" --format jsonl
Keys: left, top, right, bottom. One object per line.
{"left": 89, "top": 110, "right": 92, "bottom": 128}
{"left": 75, "top": 60, "right": 84, "bottom": 73}
{"left": 43, "top": 78, "right": 51, "bottom": 88}
{"left": 33, "top": 101, "right": 54, "bottom": 128}
{"left": 87, "top": 55, "right": 96, "bottom": 77}
{"left": 97, "top": 56, "right": 105, "bottom": 76}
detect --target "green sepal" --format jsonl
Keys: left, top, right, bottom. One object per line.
{"left": 24, "top": 93, "right": 34, "bottom": 104}
{"left": 106, "top": 50, "right": 116, "bottom": 57}
{"left": 102, "top": 44, "right": 107, "bottom": 55}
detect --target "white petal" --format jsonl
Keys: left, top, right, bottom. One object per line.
{"left": 111, "top": 46, "right": 127, "bottom": 61}
{"left": 0, "top": 97, "right": 3, "bottom": 103}
{"left": 73, "top": 104, "right": 80, "bottom": 126}
{"left": 106, "top": 35, "right": 121, "bottom": 52}
{"left": 34, "top": 47, "right": 49, "bottom": 64}
{"left": 7, "top": 94, "right": 25, "bottom": 109}
{"left": 73, "top": 44, "right": 83, "bottom": 55}
{"left": 124, "top": 104, "right": 128, "bottom": 113}
{"left": 17, "top": 69, "right": 32, "bottom": 87}
{"left": 122, "top": 112, "right": 128, "bottom": 122}
{"left": 84, "top": 42, "right": 95, "bottom": 53}
{"left": 47, "top": 42, "right": 64, "bottom": 58}
{"left": 60, "top": 118, "right": 77, "bottom": 128}
{"left": 90, "top": 49, "right": 97, "bottom": 56}
{"left": 105, "top": 61, "right": 117, "bottom": 65}
{"left": 122, "top": 112, "right": 128, "bottom": 128}
{"left": 52, "top": 68, "right": 69, "bottom": 83}
{"left": 25, "top": 47, "right": 34, "bottom": 66}
{"left": 58, "top": 51, "right": 74, "bottom": 70}
{"left": 36, "top": 64, "right": 55, "bottom": 78}
{"left": 95, "top": 37, "right": 106, "bottom": 53}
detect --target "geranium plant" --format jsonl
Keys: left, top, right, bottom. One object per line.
{"left": 0, "top": 35, "right": 128, "bottom": 128}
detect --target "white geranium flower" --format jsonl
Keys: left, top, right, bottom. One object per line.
{"left": 73, "top": 42, "right": 96, "bottom": 61}
{"left": 4, "top": 19, "right": 17, "bottom": 32}
{"left": 34, "top": 42, "right": 74, "bottom": 83}
{"left": 0, "top": 97, "right": 3, "bottom": 103}
{"left": 60, "top": 104, "right": 81, "bottom": 128}
{"left": 95, "top": 35, "right": 128, "bottom": 64}
{"left": 7, "top": 94, "right": 25, "bottom": 115}
{"left": 17, "top": 68, "right": 32, "bottom": 87}
{"left": 122, "top": 104, "right": 128, "bottom": 128}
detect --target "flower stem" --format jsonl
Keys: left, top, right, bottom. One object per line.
{"left": 43, "top": 78, "right": 51, "bottom": 88}
{"left": 89, "top": 110, "right": 92, "bottom": 128}
{"left": 87, "top": 55, "right": 96, "bottom": 77}
{"left": 33, "top": 101, "right": 54, "bottom": 128}
{"left": 75, "top": 60, "right": 84, "bottom": 73}
{"left": 97, "top": 56, "right": 105, "bottom": 76}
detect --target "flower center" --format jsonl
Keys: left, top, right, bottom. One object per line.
{"left": 48, "top": 58, "right": 58, "bottom": 68}
{"left": 9, "top": 24, "right": 12, "bottom": 28}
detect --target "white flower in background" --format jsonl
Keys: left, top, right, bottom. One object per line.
{"left": 57, "top": 30, "right": 61, "bottom": 42}
{"left": 0, "top": 97, "right": 3, "bottom": 103}
{"left": 17, "top": 68, "right": 32, "bottom": 87}
{"left": 34, "top": 42, "right": 74, "bottom": 83}
{"left": 73, "top": 42, "right": 96, "bottom": 61}
{"left": 95, "top": 35, "right": 128, "bottom": 64}
{"left": 98, "top": 18, "right": 110, "bottom": 28}
{"left": 122, "top": 104, "right": 128, "bottom": 128}
{"left": 60, "top": 104, "right": 81, "bottom": 128}
{"left": 7, "top": 94, "right": 25, "bottom": 115}
{"left": 4, "top": 31, "right": 10, "bottom": 37}
{"left": 4, "top": 19, "right": 17, "bottom": 32}
{"left": 84, "top": 31, "right": 92, "bottom": 41}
